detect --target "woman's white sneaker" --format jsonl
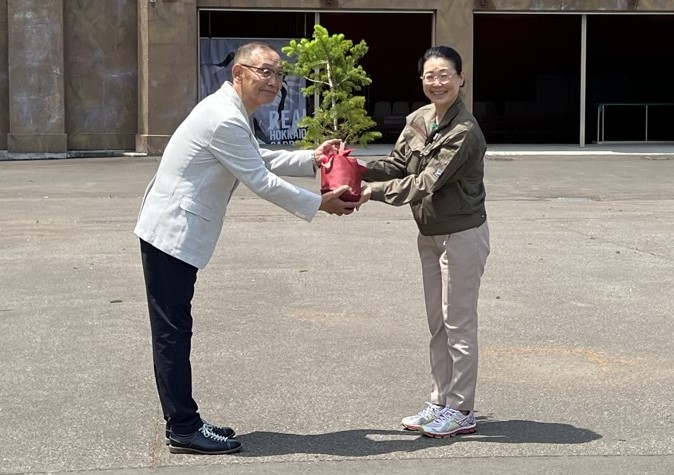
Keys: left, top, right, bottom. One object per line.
{"left": 419, "top": 407, "right": 476, "bottom": 438}
{"left": 401, "top": 402, "right": 445, "bottom": 430}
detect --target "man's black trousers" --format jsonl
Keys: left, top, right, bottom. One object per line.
{"left": 140, "top": 239, "right": 202, "bottom": 434}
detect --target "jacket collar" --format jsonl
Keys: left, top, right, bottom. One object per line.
{"left": 219, "top": 81, "right": 249, "bottom": 118}
{"left": 435, "top": 96, "right": 464, "bottom": 131}
{"left": 410, "top": 96, "right": 465, "bottom": 139}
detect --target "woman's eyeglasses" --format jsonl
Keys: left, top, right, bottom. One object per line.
{"left": 420, "top": 72, "right": 457, "bottom": 85}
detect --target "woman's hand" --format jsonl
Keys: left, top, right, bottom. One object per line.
{"left": 355, "top": 184, "right": 371, "bottom": 211}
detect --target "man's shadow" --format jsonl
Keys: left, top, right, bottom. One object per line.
{"left": 234, "top": 416, "right": 602, "bottom": 457}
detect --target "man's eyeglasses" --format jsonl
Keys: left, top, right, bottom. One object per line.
{"left": 420, "top": 72, "right": 457, "bottom": 85}
{"left": 240, "top": 64, "right": 286, "bottom": 81}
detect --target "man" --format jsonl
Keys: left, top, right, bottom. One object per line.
{"left": 135, "top": 42, "right": 359, "bottom": 455}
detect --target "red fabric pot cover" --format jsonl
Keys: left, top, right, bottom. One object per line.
{"left": 320, "top": 145, "right": 366, "bottom": 202}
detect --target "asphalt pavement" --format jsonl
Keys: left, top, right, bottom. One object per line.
{"left": 1, "top": 147, "right": 673, "bottom": 474}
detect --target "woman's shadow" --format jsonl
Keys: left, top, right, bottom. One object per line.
{"left": 234, "top": 416, "right": 602, "bottom": 457}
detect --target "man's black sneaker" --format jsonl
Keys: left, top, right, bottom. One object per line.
{"left": 168, "top": 424, "right": 241, "bottom": 455}
{"left": 165, "top": 420, "right": 235, "bottom": 444}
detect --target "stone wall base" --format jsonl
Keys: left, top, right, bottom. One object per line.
{"left": 8, "top": 134, "right": 68, "bottom": 153}
{"left": 136, "top": 134, "right": 170, "bottom": 156}
{"left": 68, "top": 133, "right": 136, "bottom": 151}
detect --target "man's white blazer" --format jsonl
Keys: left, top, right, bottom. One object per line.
{"left": 134, "top": 82, "right": 320, "bottom": 269}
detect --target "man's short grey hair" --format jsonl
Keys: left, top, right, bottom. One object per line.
{"left": 233, "top": 42, "right": 279, "bottom": 64}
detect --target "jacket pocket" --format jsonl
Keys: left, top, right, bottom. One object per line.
{"left": 179, "top": 197, "right": 214, "bottom": 221}
{"left": 432, "top": 182, "right": 465, "bottom": 212}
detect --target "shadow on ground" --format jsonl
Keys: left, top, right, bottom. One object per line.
{"left": 233, "top": 418, "right": 602, "bottom": 457}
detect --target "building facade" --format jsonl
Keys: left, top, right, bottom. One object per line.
{"left": 1, "top": 0, "right": 673, "bottom": 159}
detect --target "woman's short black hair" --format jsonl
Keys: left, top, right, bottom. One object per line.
{"left": 418, "top": 46, "right": 463, "bottom": 75}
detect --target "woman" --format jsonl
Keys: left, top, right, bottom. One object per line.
{"left": 359, "top": 46, "right": 490, "bottom": 438}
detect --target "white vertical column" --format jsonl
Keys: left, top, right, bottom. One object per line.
{"left": 579, "top": 14, "right": 587, "bottom": 147}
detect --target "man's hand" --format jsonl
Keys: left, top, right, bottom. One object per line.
{"left": 313, "top": 139, "right": 343, "bottom": 168}
{"left": 319, "top": 185, "right": 358, "bottom": 216}
{"left": 355, "top": 184, "right": 371, "bottom": 211}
